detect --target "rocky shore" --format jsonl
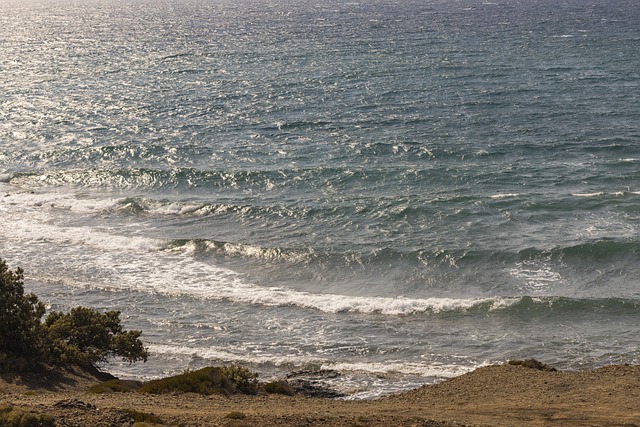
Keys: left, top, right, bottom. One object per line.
{"left": 2, "top": 363, "right": 640, "bottom": 426}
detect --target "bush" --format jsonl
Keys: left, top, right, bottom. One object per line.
{"left": 0, "top": 259, "right": 46, "bottom": 368}
{"left": 43, "top": 307, "right": 148, "bottom": 366}
{"left": 89, "top": 379, "right": 142, "bottom": 394}
{"left": 264, "top": 380, "right": 295, "bottom": 396}
{"left": 220, "top": 365, "right": 259, "bottom": 395}
{"left": 0, "top": 405, "right": 56, "bottom": 427}
{"left": 139, "top": 366, "right": 258, "bottom": 396}
{"left": 225, "top": 411, "right": 247, "bottom": 420}
{"left": 121, "top": 409, "right": 164, "bottom": 425}
{"left": 139, "top": 366, "right": 231, "bottom": 395}
{"left": 0, "top": 258, "right": 148, "bottom": 372}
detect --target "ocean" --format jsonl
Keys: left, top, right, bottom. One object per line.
{"left": 1, "top": 0, "right": 639, "bottom": 398}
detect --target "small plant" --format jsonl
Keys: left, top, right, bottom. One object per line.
{"left": 220, "top": 365, "right": 259, "bottom": 395}
{"left": 122, "top": 408, "right": 164, "bottom": 424}
{"left": 0, "top": 405, "right": 56, "bottom": 427}
{"left": 351, "top": 415, "right": 369, "bottom": 427}
{"left": 264, "top": 380, "right": 295, "bottom": 396}
{"left": 226, "top": 411, "right": 247, "bottom": 420}
{"left": 89, "top": 379, "right": 142, "bottom": 394}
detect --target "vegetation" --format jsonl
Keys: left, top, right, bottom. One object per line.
{"left": 0, "top": 258, "right": 148, "bottom": 372}
{"left": 139, "top": 366, "right": 259, "bottom": 396}
{"left": 43, "top": 307, "right": 148, "bottom": 366}
{"left": 264, "top": 380, "right": 295, "bottom": 396}
{"left": 0, "top": 260, "right": 45, "bottom": 371}
{"left": 88, "top": 379, "right": 142, "bottom": 394}
{"left": 220, "top": 365, "right": 259, "bottom": 395}
{"left": 0, "top": 404, "right": 55, "bottom": 427}
{"left": 121, "top": 409, "right": 164, "bottom": 425}
{"left": 225, "top": 411, "right": 247, "bottom": 420}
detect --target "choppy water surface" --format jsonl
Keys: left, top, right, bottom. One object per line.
{"left": 2, "top": 0, "right": 640, "bottom": 398}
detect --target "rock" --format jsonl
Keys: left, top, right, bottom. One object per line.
{"left": 284, "top": 369, "right": 345, "bottom": 398}
{"left": 53, "top": 399, "right": 97, "bottom": 410}
{"left": 286, "top": 369, "right": 341, "bottom": 380}
{"left": 287, "top": 379, "right": 345, "bottom": 399}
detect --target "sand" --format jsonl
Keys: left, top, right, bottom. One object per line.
{"left": 2, "top": 363, "right": 640, "bottom": 426}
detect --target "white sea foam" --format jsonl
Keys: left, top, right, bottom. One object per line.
{"left": 2, "top": 215, "right": 165, "bottom": 253}
{"left": 572, "top": 192, "right": 604, "bottom": 197}
{"left": 486, "top": 297, "right": 521, "bottom": 310}
{"left": 238, "top": 291, "right": 490, "bottom": 315}
{"left": 490, "top": 193, "right": 519, "bottom": 199}
{"left": 0, "top": 184, "right": 218, "bottom": 220}
{"left": 570, "top": 191, "right": 633, "bottom": 198}
{"left": 0, "top": 187, "right": 522, "bottom": 316}
{"left": 148, "top": 343, "right": 323, "bottom": 369}
{"left": 202, "top": 240, "right": 313, "bottom": 263}
{"left": 322, "top": 361, "right": 477, "bottom": 378}
{"left": 139, "top": 251, "right": 499, "bottom": 314}
{"left": 509, "top": 261, "right": 563, "bottom": 292}
{"left": 146, "top": 343, "right": 478, "bottom": 379}
{"left": 1, "top": 208, "right": 500, "bottom": 315}
{"left": 1, "top": 187, "right": 121, "bottom": 214}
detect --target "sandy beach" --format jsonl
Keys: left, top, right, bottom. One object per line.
{"left": 2, "top": 362, "right": 640, "bottom": 426}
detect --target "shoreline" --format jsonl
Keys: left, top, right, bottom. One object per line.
{"left": 2, "top": 362, "right": 640, "bottom": 426}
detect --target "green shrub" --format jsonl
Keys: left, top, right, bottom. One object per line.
{"left": 0, "top": 258, "right": 148, "bottom": 372}
{"left": 139, "top": 366, "right": 259, "bottom": 396}
{"left": 220, "top": 365, "right": 259, "bottom": 395}
{"left": 122, "top": 409, "right": 164, "bottom": 424}
{"left": 89, "top": 379, "right": 142, "bottom": 394}
{"left": 263, "top": 380, "right": 295, "bottom": 396}
{"left": 43, "top": 307, "right": 148, "bottom": 366}
{"left": 139, "top": 367, "right": 230, "bottom": 395}
{"left": 0, "top": 259, "right": 46, "bottom": 369}
{"left": 225, "top": 411, "right": 247, "bottom": 420}
{"left": 0, "top": 405, "right": 56, "bottom": 427}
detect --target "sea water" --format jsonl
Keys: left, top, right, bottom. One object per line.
{"left": 1, "top": 0, "right": 639, "bottom": 398}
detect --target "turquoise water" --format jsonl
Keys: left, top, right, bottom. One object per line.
{"left": 1, "top": 0, "right": 640, "bottom": 397}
